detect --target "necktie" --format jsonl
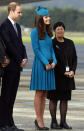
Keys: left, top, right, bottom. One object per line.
{"left": 14, "top": 23, "right": 18, "bottom": 36}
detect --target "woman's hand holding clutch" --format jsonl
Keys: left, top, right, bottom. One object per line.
{"left": 46, "top": 64, "right": 52, "bottom": 70}
{"left": 51, "top": 63, "right": 56, "bottom": 69}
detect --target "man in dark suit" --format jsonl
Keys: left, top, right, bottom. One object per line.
{"left": 0, "top": 2, "right": 27, "bottom": 131}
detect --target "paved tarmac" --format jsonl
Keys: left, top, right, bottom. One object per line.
{"left": 14, "top": 87, "right": 84, "bottom": 131}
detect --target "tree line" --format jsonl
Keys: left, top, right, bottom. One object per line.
{"left": 0, "top": 6, "right": 84, "bottom": 31}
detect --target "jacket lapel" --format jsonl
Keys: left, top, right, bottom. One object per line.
{"left": 16, "top": 24, "right": 20, "bottom": 38}
{"left": 7, "top": 18, "right": 20, "bottom": 39}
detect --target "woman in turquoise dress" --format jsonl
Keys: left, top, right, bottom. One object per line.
{"left": 30, "top": 6, "right": 57, "bottom": 130}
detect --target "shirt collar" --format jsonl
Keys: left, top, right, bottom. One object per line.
{"left": 8, "top": 16, "right": 16, "bottom": 26}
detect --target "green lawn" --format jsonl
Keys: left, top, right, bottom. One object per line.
{"left": 22, "top": 36, "right": 31, "bottom": 43}
{"left": 65, "top": 32, "right": 84, "bottom": 44}
{"left": 22, "top": 32, "right": 84, "bottom": 44}
{"left": 66, "top": 37, "right": 84, "bottom": 44}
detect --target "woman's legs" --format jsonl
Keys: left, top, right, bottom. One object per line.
{"left": 34, "top": 90, "right": 47, "bottom": 127}
{"left": 60, "top": 100, "right": 68, "bottom": 124}
{"left": 60, "top": 100, "right": 72, "bottom": 129}
{"left": 49, "top": 100, "right": 62, "bottom": 129}
{"left": 49, "top": 100, "right": 58, "bottom": 123}
{"left": 40, "top": 91, "right": 47, "bottom": 121}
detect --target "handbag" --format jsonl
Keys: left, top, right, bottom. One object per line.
{"left": 43, "top": 59, "right": 53, "bottom": 70}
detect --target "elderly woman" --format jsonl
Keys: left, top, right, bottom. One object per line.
{"left": 47, "top": 21, "right": 77, "bottom": 129}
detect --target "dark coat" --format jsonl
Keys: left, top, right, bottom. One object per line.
{"left": 53, "top": 37, "right": 77, "bottom": 91}
{"left": 0, "top": 18, "right": 27, "bottom": 72}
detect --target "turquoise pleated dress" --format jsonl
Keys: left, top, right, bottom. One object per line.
{"left": 30, "top": 27, "right": 57, "bottom": 90}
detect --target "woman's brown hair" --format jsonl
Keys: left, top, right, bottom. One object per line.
{"left": 34, "top": 14, "right": 53, "bottom": 39}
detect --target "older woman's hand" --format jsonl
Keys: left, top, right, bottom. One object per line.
{"left": 64, "top": 71, "right": 74, "bottom": 78}
{"left": 64, "top": 72, "right": 69, "bottom": 77}
{"left": 68, "top": 71, "right": 74, "bottom": 78}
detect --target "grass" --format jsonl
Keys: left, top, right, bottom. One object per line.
{"left": 22, "top": 32, "right": 84, "bottom": 44}
{"left": 66, "top": 37, "right": 84, "bottom": 44}
{"left": 22, "top": 36, "right": 31, "bottom": 43}
{"left": 65, "top": 32, "right": 84, "bottom": 44}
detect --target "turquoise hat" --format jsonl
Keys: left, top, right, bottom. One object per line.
{"left": 35, "top": 6, "right": 50, "bottom": 16}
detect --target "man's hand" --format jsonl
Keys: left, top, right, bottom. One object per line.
{"left": 20, "top": 59, "right": 27, "bottom": 68}
{"left": 1, "top": 56, "right": 10, "bottom": 68}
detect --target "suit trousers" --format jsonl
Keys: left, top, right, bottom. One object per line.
{"left": 0, "top": 69, "right": 20, "bottom": 127}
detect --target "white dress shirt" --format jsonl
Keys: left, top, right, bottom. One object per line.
{"left": 8, "top": 16, "right": 18, "bottom": 35}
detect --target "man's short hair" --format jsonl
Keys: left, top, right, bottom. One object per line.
{"left": 8, "top": 2, "right": 20, "bottom": 14}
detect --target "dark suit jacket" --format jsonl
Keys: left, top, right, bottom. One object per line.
{"left": 0, "top": 18, "right": 27, "bottom": 71}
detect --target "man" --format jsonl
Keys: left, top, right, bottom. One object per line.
{"left": 0, "top": 2, "right": 27, "bottom": 131}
